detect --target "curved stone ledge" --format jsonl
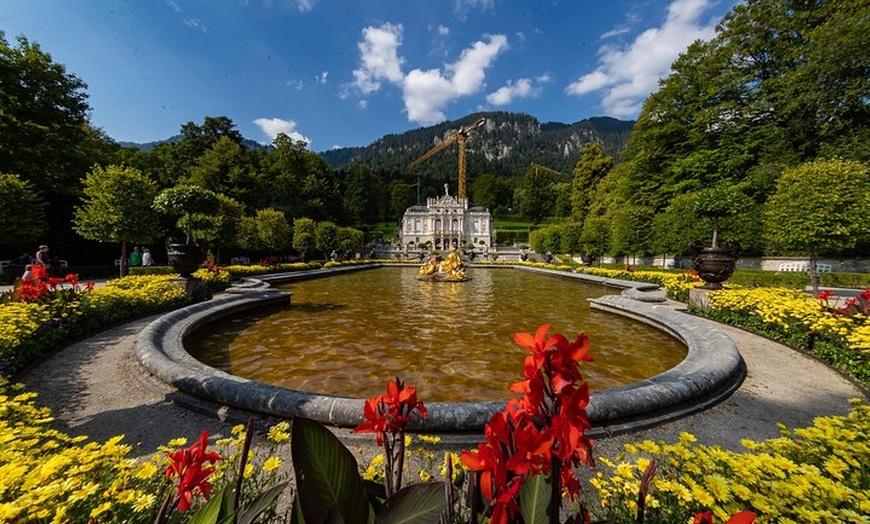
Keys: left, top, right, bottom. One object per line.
{"left": 135, "top": 266, "right": 745, "bottom": 436}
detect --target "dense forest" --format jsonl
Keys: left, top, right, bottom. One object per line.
{"left": 1, "top": 0, "right": 868, "bottom": 268}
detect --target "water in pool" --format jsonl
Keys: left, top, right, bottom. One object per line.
{"left": 186, "top": 267, "right": 686, "bottom": 402}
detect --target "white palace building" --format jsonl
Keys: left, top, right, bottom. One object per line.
{"left": 401, "top": 184, "right": 493, "bottom": 252}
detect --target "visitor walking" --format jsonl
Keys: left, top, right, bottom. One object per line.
{"left": 129, "top": 246, "right": 142, "bottom": 267}
{"left": 141, "top": 248, "right": 153, "bottom": 267}
{"left": 35, "top": 245, "right": 50, "bottom": 269}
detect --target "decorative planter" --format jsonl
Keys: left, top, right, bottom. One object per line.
{"left": 580, "top": 254, "right": 595, "bottom": 266}
{"left": 689, "top": 241, "right": 740, "bottom": 290}
{"left": 166, "top": 241, "right": 203, "bottom": 278}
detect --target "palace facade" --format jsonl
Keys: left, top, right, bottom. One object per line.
{"left": 401, "top": 184, "right": 493, "bottom": 251}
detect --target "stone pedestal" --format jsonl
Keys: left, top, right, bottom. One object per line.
{"left": 171, "top": 278, "right": 212, "bottom": 301}
{"left": 689, "top": 287, "right": 716, "bottom": 310}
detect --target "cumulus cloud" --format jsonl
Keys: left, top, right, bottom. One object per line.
{"left": 350, "top": 23, "right": 509, "bottom": 126}
{"left": 352, "top": 23, "right": 405, "bottom": 94}
{"left": 486, "top": 78, "right": 538, "bottom": 106}
{"left": 253, "top": 117, "right": 310, "bottom": 146}
{"left": 403, "top": 34, "right": 508, "bottom": 125}
{"left": 316, "top": 71, "right": 328, "bottom": 84}
{"left": 437, "top": 25, "right": 450, "bottom": 36}
{"left": 565, "top": 0, "right": 719, "bottom": 117}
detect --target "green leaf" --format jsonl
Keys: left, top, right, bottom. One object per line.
{"left": 519, "top": 474, "right": 550, "bottom": 524}
{"left": 291, "top": 417, "right": 370, "bottom": 524}
{"left": 289, "top": 495, "right": 305, "bottom": 524}
{"left": 376, "top": 482, "right": 446, "bottom": 524}
{"left": 237, "top": 481, "right": 290, "bottom": 524}
{"left": 187, "top": 486, "right": 233, "bottom": 524}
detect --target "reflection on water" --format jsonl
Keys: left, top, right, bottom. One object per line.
{"left": 186, "top": 268, "right": 686, "bottom": 402}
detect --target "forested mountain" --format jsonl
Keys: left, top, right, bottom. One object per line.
{"left": 320, "top": 112, "right": 634, "bottom": 180}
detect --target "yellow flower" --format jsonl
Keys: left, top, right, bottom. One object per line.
{"left": 267, "top": 421, "right": 291, "bottom": 443}
{"left": 263, "top": 456, "right": 282, "bottom": 472}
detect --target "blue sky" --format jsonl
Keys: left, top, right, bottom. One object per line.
{"left": 1, "top": 0, "right": 738, "bottom": 151}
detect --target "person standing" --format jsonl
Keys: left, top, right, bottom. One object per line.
{"left": 129, "top": 246, "right": 142, "bottom": 267}
{"left": 141, "top": 248, "right": 153, "bottom": 267}
{"left": 35, "top": 245, "right": 50, "bottom": 269}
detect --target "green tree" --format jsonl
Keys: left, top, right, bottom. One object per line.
{"left": 388, "top": 180, "right": 415, "bottom": 222}
{"left": 186, "top": 136, "right": 262, "bottom": 210}
{"left": 73, "top": 165, "right": 162, "bottom": 276}
{"left": 471, "top": 173, "right": 513, "bottom": 217}
{"left": 337, "top": 226, "right": 365, "bottom": 254}
{"left": 0, "top": 173, "right": 47, "bottom": 247}
{"left": 343, "top": 166, "right": 384, "bottom": 226}
{"left": 195, "top": 194, "right": 245, "bottom": 262}
{"left": 314, "top": 221, "right": 339, "bottom": 259}
{"left": 764, "top": 158, "right": 870, "bottom": 292}
{"left": 152, "top": 185, "right": 220, "bottom": 244}
{"left": 517, "top": 167, "right": 558, "bottom": 223}
{"left": 156, "top": 116, "right": 246, "bottom": 187}
{"left": 0, "top": 32, "right": 95, "bottom": 248}
{"left": 580, "top": 215, "right": 610, "bottom": 260}
{"left": 571, "top": 143, "right": 613, "bottom": 224}
{"left": 238, "top": 208, "right": 292, "bottom": 254}
{"left": 650, "top": 192, "right": 707, "bottom": 259}
{"left": 292, "top": 217, "right": 317, "bottom": 258}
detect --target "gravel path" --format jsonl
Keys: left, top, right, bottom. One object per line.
{"left": 15, "top": 305, "right": 868, "bottom": 463}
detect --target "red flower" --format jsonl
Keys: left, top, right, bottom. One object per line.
{"left": 165, "top": 431, "right": 223, "bottom": 511}
{"left": 694, "top": 510, "right": 756, "bottom": 524}
{"left": 817, "top": 289, "right": 835, "bottom": 302}
{"left": 353, "top": 378, "right": 427, "bottom": 443}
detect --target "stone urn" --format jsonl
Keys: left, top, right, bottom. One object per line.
{"left": 580, "top": 253, "right": 595, "bottom": 266}
{"left": 689, "top": 240, "right": 740, "bottom": 290}
{"left": 166, "top": 239, "right": 203, "bottom": 278}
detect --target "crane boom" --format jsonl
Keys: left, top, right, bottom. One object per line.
{"left": 531, "top": 163, "right": 563, "bottom": 178}
{"left": 408, "top": 117, "right": 486, "bottom": 200}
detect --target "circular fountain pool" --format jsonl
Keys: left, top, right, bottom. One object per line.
{"left": 135, "top": 264, "right": 745, "bottom": 434}
{"left": 185, "top": 267, "right": 686, "bottom": 402}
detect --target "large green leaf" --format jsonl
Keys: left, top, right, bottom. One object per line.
{"left": 187, "top": 486, "right": 235, "bottom": 524}
{"left": 519, "top": 474, "right": 549, "bottom": 524}
{"left": 291, "top": 417, "right": 370, "bottom": 524}
{"left": 237, "top": 481, "right": 290, "bottom": 524}
{"left": 376, "top": 482, "right": 446, "bottom": 524}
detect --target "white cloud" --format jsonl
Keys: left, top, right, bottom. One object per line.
{"left": 165, "top": 0, "right": 182, "bottom": 12}
{"left": 486, "top": 78, "right": 538, "bottom": 106}
{"left": 437, "top": 25, "right": 450, "bottom": 36}
{"left": 316, "top": 71, "right": 328, "bottom": 84}
{"left": 402, "top": 34, "right": 508, "bottom": 125}
{"left": 294, "top": 0, "right": 314, "bottom": 12}
{"left": 402, "top": 69, "right": 456, "bottom": 124}
{"left": 352, "top": 23, "right": 405, "bottom": 94}
{"left": 286, "top": 79, "right": 304, "bottom": 90}
{"left": 600, "top": 27, "right": 630, "bottom": 39}
{"left": 454, "top": 0, "right": 494, "bottom": 15}
{"left": 447, "top": 34, "right": 508, "bottom": 96}
{"left": 565, "top": 0, "right": 719, "bottom": 117}
{"left": 184, "top": 18, "right": 207, "bottom": 32}
{"left": 349, "top": 24, "right": 509, "bottom": 126}
{"left": 253, "top": 117, "right": 310, "bottom": 146}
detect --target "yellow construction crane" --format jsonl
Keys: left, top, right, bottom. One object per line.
{"left": 408, "top": 117, "right": 486, "bottom": 200}
{"left": 531, "top": 163, "right": 563, "bottom": 179}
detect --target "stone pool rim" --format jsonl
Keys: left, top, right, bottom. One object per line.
{"left": 134, "top": 264, "right": 745, "bottom": 437}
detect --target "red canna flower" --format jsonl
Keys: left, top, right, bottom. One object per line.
{"left": 165, "top": 431, "right": 223, "bottom": 511}
{"left": 353, "top": 394, "right": 390, "bottom": 445}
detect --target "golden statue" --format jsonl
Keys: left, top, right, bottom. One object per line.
{"left": 417, "top": 248, "right": 469, "bottom": 281}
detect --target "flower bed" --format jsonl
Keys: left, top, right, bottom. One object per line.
{"left": 0, "top": 273, "right": 192, "bottom": 374}
{"left": 0, "top": 377, "right": 290, "bottom": 523}
{"left": 693, "top": 287, "right": 870, "bottom": 386}
{"left": 591, "top": 400, "right": 870, "bottom": 523}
